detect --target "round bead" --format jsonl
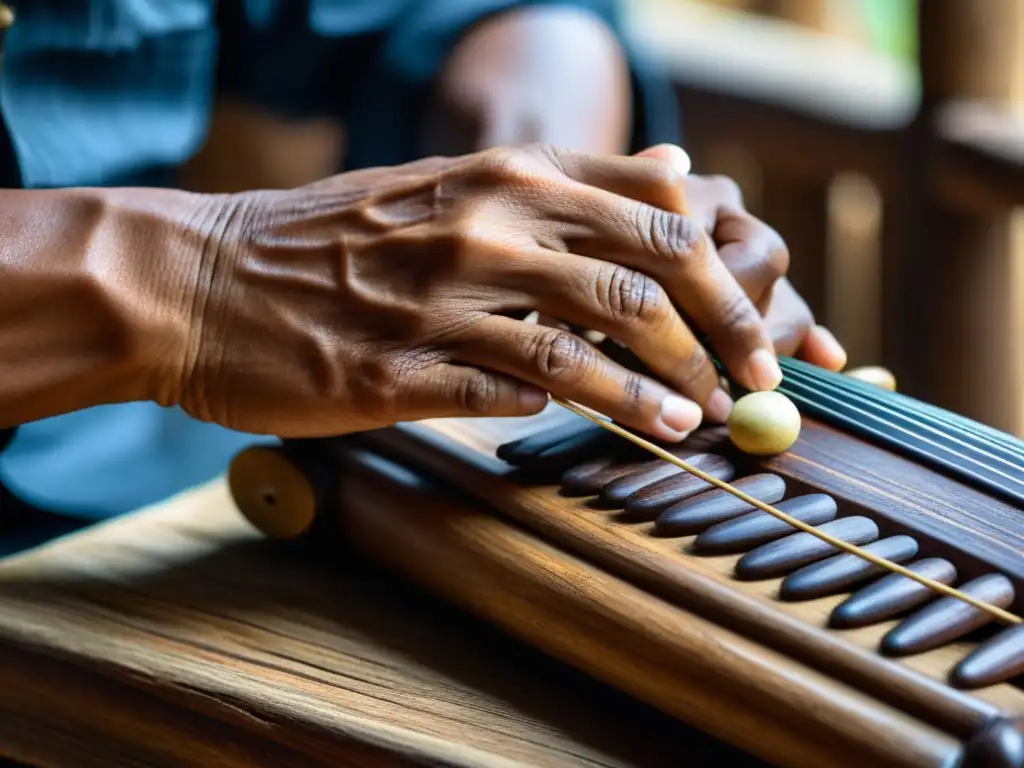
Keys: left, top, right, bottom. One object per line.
{"left": 727, "top": 390, "right": 801, "bottom": 456}
{"left": 845, "top": 365, "right": 897, "bottom": 392}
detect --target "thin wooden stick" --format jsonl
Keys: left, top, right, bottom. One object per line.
{"left": 553, "top": 397, "right": 1023, "bottom": 626}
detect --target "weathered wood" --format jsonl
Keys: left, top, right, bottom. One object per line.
{"left": 229, "top": 408, "right": 1024, "bottom": 766}
{"left": 0, "top": 481, "right": 767, "bottom": 767}
{"left": 332, "top": 447, "right": 963, "bottom": 768}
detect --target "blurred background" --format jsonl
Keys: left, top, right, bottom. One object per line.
{"left": 186, "top": 0, "right": 1024, "bottom": 436}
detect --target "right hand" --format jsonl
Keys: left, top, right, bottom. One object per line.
{"left": 169, "top": 144, "right": 785, "bottom": 441}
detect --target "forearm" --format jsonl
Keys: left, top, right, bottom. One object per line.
{"left": 422, "top": 5, "right": 632, "bottom": 156}
{"left": 0, "top": 188, "right": 197, "bottom": 427}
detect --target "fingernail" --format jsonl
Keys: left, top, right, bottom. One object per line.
{"left": 667, "top": 145, "right": 692, "bottom": 176}
{"left": 660, "top": 395, "right": 703, "bottom": 436}
{"left": 704, "top": 388, "right": 734, "bottom": 423}
{"left": 745, "top": 349, "right": 783, "bottom": 390}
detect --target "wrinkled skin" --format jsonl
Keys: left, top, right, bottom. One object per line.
{"left": 178, "top": 144, "right": 802, "bottom": 443}
{"left": 675, "top": 168, "right": 845, "bottom": 368}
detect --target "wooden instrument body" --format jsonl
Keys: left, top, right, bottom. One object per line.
{"left": 230, "top": 404, "right": 1024, "bottom": 768}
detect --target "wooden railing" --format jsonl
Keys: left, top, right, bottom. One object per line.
{"left": 628, "top": 0, "right": 1024, "bottom": 434}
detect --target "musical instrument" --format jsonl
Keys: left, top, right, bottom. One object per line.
{"left": 227, "top": 358, "right": 1024, "bottom": 768}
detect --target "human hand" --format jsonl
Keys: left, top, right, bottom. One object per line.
{"left": 637, "top": 145, "right": 847, "bottom": 372}
{"left": 423, "top": 5, "right": 630, "bottom": 157}
{"left": 171, "top": 144, "right": 785, "bottom": 442}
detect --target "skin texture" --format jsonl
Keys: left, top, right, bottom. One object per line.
{"left": 0, "top": 164, "right": 840, "bottom": 447}
{"left": 0, "top": 7, "right": 844, "bottom": 446}
{"left": 175, "top": 145, "right": 784, "bottom": 442}
{"left": 423, "top": 5, "right": 846, "bottom": 418}
{"left": 0, "top": 187, "right": 200, "bottom": 427}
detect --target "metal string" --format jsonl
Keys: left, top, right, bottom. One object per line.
{"left": 552, "top": 396, "right": 1023, "bottom": 626}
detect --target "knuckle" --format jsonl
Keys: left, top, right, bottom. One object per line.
{"left": 457, "top": 374, "right": 499, "bottom": 414}
{"left": 767, "top": 235, "right": 790, "bottom": 278}
{"left": 644, "top": 207, "right": 707, "bottom": 265}
{"left": 531, "top": 329, "right": 590, "bottom": 384}
{"left": 474, "top": 147, "right": 542, "bottom": 186}
{"left": 347, "top": 357, "right": 401, "bottom": 416}
{"left": 719, "top": 292, "right": 761, "bottom": 337}
{"left": 677, "top": 345, "right": 713, "bottom": 393}
{"left": 530, "top": 143, "right": 565, "bottom": 170}
{"left": 444, "top": 212, "right": 493, "bottom": 259}
{"left": 707, "top": 175, "right": 744, "bottom": 206}
{"left": 599, "top": 265, "right": 667, "bottom": 326}
{"left": 645, "top": 160, "right": 686, "bottom": 198}
{"left": 622, "top": 370, "right": 647, "bottom": 412}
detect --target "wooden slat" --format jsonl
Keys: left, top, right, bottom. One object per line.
{"left": 319, "top": 447, "right": 965, "bottom": 768}
{"left": 934, "top": 101, "right": 1024, "bottom": 212}
{"left": 0, "top": 481, "right": 765, "bottom": 767}
{"left": 908, "top": 0, "right": 1024, "bottom": 432}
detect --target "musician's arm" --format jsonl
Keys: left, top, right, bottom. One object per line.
{"left": 0, "top": 187, "right": 194, "bottom": 428}
{"left": 341, "top": 1, "right": 679, "bottom": 167}
{"left": 420, "top": 4, "right": 632, "bottom": 156}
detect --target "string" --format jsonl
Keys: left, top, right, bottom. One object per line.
{"left": 781, "top": 358, "right": 1024, "bottom": 458}
{"left": 770, "top": 359, "right": 1024, "bottom": 508}
{"left": 551, "top": 396, "right": 1023, "bottom": 626}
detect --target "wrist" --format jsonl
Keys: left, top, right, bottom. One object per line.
{"left": 48, "top": 187, "right": 218, "bottom": 413}
{"left": 91, "top": 187, "right": 229, "bottom": 409}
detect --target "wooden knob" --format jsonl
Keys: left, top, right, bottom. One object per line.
{"left": 228, "top": 445, "right": 321, "bottom": 540}
{"left": 844, "top": 366, "right": 897, "bottom": 392}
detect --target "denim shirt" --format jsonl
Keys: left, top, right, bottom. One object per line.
{"left": 0, "top": 0, "right": 678, "bottom": 519}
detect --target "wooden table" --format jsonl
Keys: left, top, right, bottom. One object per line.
{"left": 0, "top": 479, "right": 766, "bottom": 767}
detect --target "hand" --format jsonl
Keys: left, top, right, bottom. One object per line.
{"left": 639, "top": 146, "right": 847, "bottom": 372}
{"left": 171, "top": 144, "right": 784, "bottom": 442}
{"left": 422, "top": 5, "right": 631, "bottom": 157}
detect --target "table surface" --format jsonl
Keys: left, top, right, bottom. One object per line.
{"left": 0, "top": 479, "right": 765, "bottom": 768}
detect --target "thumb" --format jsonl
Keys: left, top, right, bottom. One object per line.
{"left": 635, "top": 143, "right": 692, "bottom": 176}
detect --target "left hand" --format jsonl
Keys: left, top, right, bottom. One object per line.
{"left": 641, "top": 146, "right": 847, "bottom": 372}
{"left": 423, "top": 6, "right": 631, "bottom": 157}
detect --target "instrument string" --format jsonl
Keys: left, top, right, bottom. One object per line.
{"left": 774, "top": 359, "right": 1024, "bottom": 507}
{"left": 552, "top": 396, "right": 1023, "bottom": 627}
{"left": 782, "top": 363, "right": 1024, "bottom": 471}
{"left": 785, "top": 358, "right": 1024, "bottom": 456}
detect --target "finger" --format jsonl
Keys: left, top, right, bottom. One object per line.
{"left": 499, "top": 251, "right": 732, "bottom": 421}
{"left": 714, "top": 209, "right": 791, "bottom": 306}
{"left": 634, "top": 144, "right": 692, "bottom": 176}
{"left": 797, "top": 326, "right": 847, "bottom": 371}
{"left": 395, "top": 363, "right": 549, "bottom": 421}
{"left": 531, "top": 144, "right": 690, "bottom": 214}
{"left": 762, "top": 279, "right": 813, "bottom": 358}
{"left": 452, "top": 315, "right": 703, "bottom": 441}
{"left": 534, "top": 314, "right": 604, "bottom": 345}
{"left": 761, "top": 279, "right": 847, "bottom": 370}
{"left": 553, "top": 189, "right": 781, "bottom": 392}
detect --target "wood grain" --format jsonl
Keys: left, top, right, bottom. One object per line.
{"left": 343, "top": 410, "right": 1024, "bottom": 737}
{"left": 331, "top": 447, "right": 962, "bottom": 768}
{"left": 0, "top": 480, "right": 768, "bottom": 768}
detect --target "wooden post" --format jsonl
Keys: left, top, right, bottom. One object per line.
{"left": 909, "top": 0, "right": 1024, "bottom": 431}
{"left": 760, "top": 172, "right": 830, "bottom": 322}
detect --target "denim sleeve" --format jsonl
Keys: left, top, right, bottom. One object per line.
{"left": 216, "top": 0, "right": 680, "bottom": 170}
